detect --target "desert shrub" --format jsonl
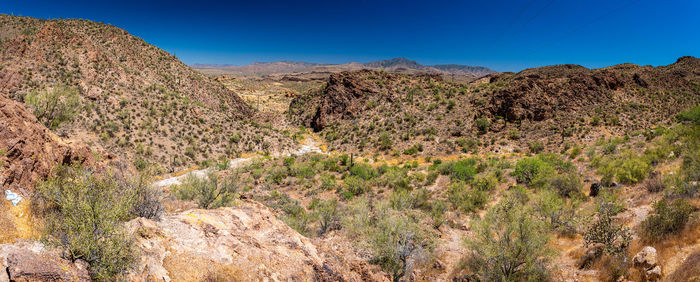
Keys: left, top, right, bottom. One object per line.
{"left": 379, "top": 132, "right": 393, "bottom": 150}
{"left": 448, "top": 182, "right": 488, "bottom": 213}
{"left": 547, "top": 172, "right": 583, "bottom": 198}
{"left": 451, "top": 159, "right": 478, "bottom": 182}
{"left": 569, "top": 146, "right": 582, "bottom": 159}
{"left": 475, "top": 117, "right": 491, "bottom": 133}
{"left": 343, "top": 176, "right": 368, "bottom": 198}
{"left": 129, "top": 173, "right": 164, "bottom": 220}
{"left": 265, "top": 191, "right": 311, "bottom": 235}
{"left": 310, "top": 199, "right": 340, "bottom": 236}
{"left": 596, "top": 152, "right": 652, "bottom": 185}
{"left": 266, "top": 165, "right": 288, "bottom": 184}
{"left": 424, "top": 171, "right": 438, "bottom": 186}
{"left": 25, "top": 85, "right": 81, "bottom": 129}
{"left": 528, "top": 141, "right": 544, "bottom": 154}
{"left": 36, "top": 165, "right": 136, "bottom": 280}
{"left": 513, "top": 157, "right": 554, "bottom": 185}
{"left": 472, "top": 175, "right": 497, "bottom": 192}
{"left": 584, "top": 205, "right": 632, "bottom": 255}
{"left": 644, "top": 174, "right": 666, "bottom": 193}
{"left": 350, "top": 162, "right": 377, "bottom": 180}
{"left": 174, "top": 172, "right": 239, "bottom": 209}
{"left": 319, "top": 173, "right": 337, "bottom": 190}
{"left": 389, "top": 188, "right": 432, "bottom": 211}
{"left": 533, "top": 190, "right": 579, "bottom": 235}
{"left": 352, "top": 202, "right": 434, "bottom": 281}
{"left": 462, "top": 196, "right": 552, "bottom": 281}
{"left": 430, "top": 200, "right": 447, "bottom": 229}
{"left": 455, "top": 137, "right": 478, "bottom": 153}
{"left": 677, "top": 104, "right": 700, "bottom": 124}
{"left": 641, "top": 198, "right": 694, "bottom": 241}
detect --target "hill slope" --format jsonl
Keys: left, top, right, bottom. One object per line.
{"left": 0, "top": 15, "right": 294, "bottom": 172}
{"left": 289, "top": 57, "right": 700, "bottom": 156}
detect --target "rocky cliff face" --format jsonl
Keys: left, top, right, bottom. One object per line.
{"left": 0, "top": 94, "right": 94, "bottom": 193}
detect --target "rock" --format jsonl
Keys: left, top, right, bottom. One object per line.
{"left": 633, "top": 246, "right": 658, "bottom": 269}
{"left": 126, "top": 200, "right": 373, "bottom": 281}
{"left": 0, "top": 240, "right": 90, "bottom": 282}
{"left": 589, "top": 183, "right": 601, "bottom": 197}
{"left": 0, "top": 94, "right": 95, "bottom": 193}
{"left": 646, "top": 265, "right": 662, "bottom": 281}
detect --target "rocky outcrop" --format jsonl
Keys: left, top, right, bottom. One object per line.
{"left": 633, "top": 246, "right": 661, "bottom": 281}
{"left": 0, "top": 94, "right": 94, "bottom": 194}
{"left": 126, "top": 200, "right": 374, "bottom": 281}
{"left": 0, "top": 240, "right": 90, "bottom": 282}
{"left": 483, "top": 57, "right": 700, "bottom": 123}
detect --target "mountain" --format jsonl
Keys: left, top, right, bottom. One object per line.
{"left": 289, "top": 57, "right": 700, "bottom": 155}
{"left": 0, "top": 15, "right": 294, "bottom": 172}
{"left": 192, "top": 57, "right": 497, "bottom": 79}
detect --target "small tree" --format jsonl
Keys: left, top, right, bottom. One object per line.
{"left": 36, "top": 165, "right": 136, "bottom": 280}
{"left": 24, "top": 85, "right": 81, "bottom": 129}
{"left": 462, "top": 196, "right": 552, "bottom": 281}
{"left": 174, "top": 172, "right": 239, "bottom": 209}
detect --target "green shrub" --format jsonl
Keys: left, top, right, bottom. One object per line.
{"left": 513, "top": 157, "right": 554, "bottom": 185}
{"left": 462, "top": 196, "right": 552, "bottom": 281}
{"left": 430, "top": 200, "right": 447, "bottom": 229}
{"left": 584, "top": 205, "right": 632, "bottom": 255}
{"left": 36, "top": 165, "right": 136, "bottom": 280}
{"left": 174, "top": 172, "right": 239, "bottom": 209}
{"left": 448, "top": 182, "right": 488, "bottom": 213}
{"left": 472, "top": 175, "right": 497, "bottom": 192}
{"left": 350, "top": 163, "right": 377, "bottom": 180}
{"left": 343, "top": 176, "right": 368, "bottom": 198}
{"left": 533, "top": 190, "right": 578, "bottom": 235}
{"left": 528, "top": 141, "right": 544, "bottom": 154}
{"left": 547, "top": 173, "right": 583, "bottom": 198}
{"left": 360, "top": 204, "right": 435, "bottom": 281}
{"left": 475, "top": 117, "right": 491, "bottom": 133}
{"left": 319, "top": 173, "right": 337, "bottom": 190}
{"left": 641, "top": 198, "right": 694, "bottom": 241}
{"left": 25, "top": 85, "right": 81, "bottom": 129}
{"left": 311, "top": 199, "right": 340, "bottom": 235}
{"left": 596, "top": 152, "right": 652, "bottom": 185}
{"left": 451, "top": 159, "right": 478, "bottom": 182}
{"left": 379, "top": 132, "right": 393, "bottom": 150}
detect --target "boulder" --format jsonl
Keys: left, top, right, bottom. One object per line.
{"left": 633, "top": 246, "right": 661, "bottom": 281}
{"left": 633, "top": 246, "right": 658, "bottom": 269}
{"left": 0, "top": 240, "right": 90, "bottom": 282}
{"left": 646, "top": 265, "right": 662, "bottom": 281}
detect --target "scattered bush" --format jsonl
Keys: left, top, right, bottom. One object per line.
{"left": 528, "top": 141, "right": 544, "bottom": 154}
{"left": 448, "top": 182, "right": 488, "bottom": 213}
{"left": 174, "top": 172, "right": 239, "bottom": 209}
{"left": 25, "top": 85, "right": 81, "bottom": 129}
{"left": 584, "top": 205, "right": 632, "bottom": 255}
{"left": 547, "top": 173, "right": 583, "bottom": 198}
{"left": 475, "top": 117, "right": 491, "bottom": 133}
{"left": 641, "top": 198, "right": 694, "bottom": 241}
{"left": 513, "top": 156, "right": 554, "bottom": 186}
{"left": 462, "top": 196, "right": 552, "bottom": 281}
{"left": 36, "top": 165, "right": 136, "bottom": 280}
{"left": 343, "top": 176, "right": 369, "bottom": 198}
{"left": 311, "top": 199, "right": 340, "bottom": 235}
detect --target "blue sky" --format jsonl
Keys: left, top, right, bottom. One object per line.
{"left": 1, "top": 0, "right": 698, "bottom": 72}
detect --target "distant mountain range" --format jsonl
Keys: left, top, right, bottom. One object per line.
{"left": 191, "top": 57, "right": 497, "bottom": 78}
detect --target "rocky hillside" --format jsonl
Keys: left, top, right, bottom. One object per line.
{"left": 290, "top": 57, "right": 700, "bottom": 156}
{"left": 0, "top": 15, "right": 295, "bottom": 172}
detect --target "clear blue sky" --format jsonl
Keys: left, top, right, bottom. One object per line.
{"left": 1, "top": 0, "right": 698, "bottom": 72}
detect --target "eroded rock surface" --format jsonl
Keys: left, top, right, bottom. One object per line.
{"left": 0, "top": 94, "right": 94, "bottom": 194}
{"left": 0, "top": 240, "right": 90, "bottom": 282}
{"left": 126, "top": 200, "right": 375, "bottom": 281}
